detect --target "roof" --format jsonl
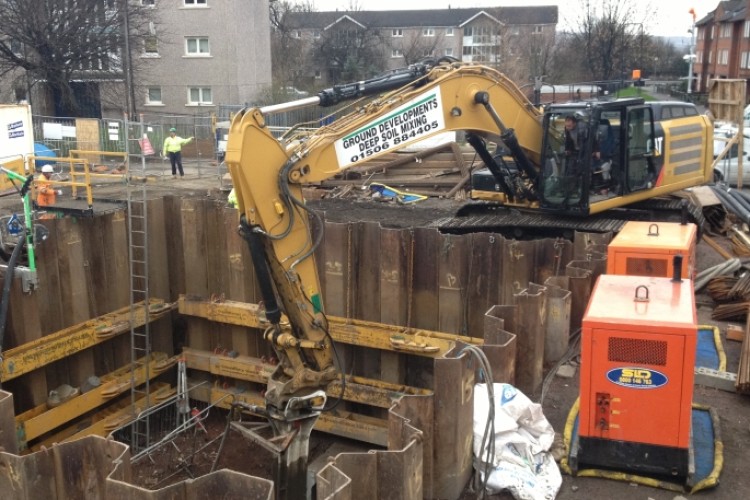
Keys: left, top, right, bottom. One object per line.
{"left": 284, "top": 6, "right": 559, "bottom": 30}
{"left": 716, "top": 0, "right": 746, "bottom": 23}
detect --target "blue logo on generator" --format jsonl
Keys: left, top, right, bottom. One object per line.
{"left": 607, "top": 367, "right": 668, "bottom": 389}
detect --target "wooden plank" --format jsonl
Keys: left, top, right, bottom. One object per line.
{"left": 438, "top": 234, "right": 469, "bottom": 335}
{"left": 467, "top": 233, "right": 495, "bottom": 338}
{"left": 163, "top": 195, "right": 186, "bottom": 301}
{"left": 354, "top": 221, "right": 382, "bottom": 380}
{"left": 224, "top": 207, "right": 258, "bottom": 356}
{"left": 5, "top": 278, "right": 47, "bottom": 409}
{"left": 323, "top": 222, "right": 349, "bottom": 317}
{"left": 80, "top": 214, "right": 116, "bottom": 377}
{"left": 727, "top": 324, "right": 745, "bottom": 342}
{"left": 181, "top": 197, "right": 211, "bottom": 351}
{"left": 433, "top": 354, "right": 473, "bottom": 499}
{"left": 412, "top": 227, "right": 439, "bottom": 331}
{"left": 144, "top": 197, "right": 174, "bottom": 356}
{"left": 102, "top": 209, "right": 131, "bottom": 369}
{"left": 204, "top": 200, "right": 232, "bottom": 352}
{"left": 513, "top": 283, "right": 547, "bottom": 395}
{"left": 34, "top": 217, "right": 68, "bottom": 390}
{"left": 380, "top": 228, "right": 410, "bottom": 383}
{"left": 354, "top": 221, "right": 381, "bottom": 322}
{"left": 56, "top": 216, "right": 95, "bottom": 387}
{"left": 535, "top": 238, "right": 573, "bottom": 286}
{"left": 501, "top": 239, "right": 536, "bottom": 304}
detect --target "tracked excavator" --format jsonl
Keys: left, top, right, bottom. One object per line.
{"left": 223, "top": 60, "right": 713, "bottom": 498}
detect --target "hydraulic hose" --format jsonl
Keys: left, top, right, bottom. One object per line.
{"left": 0, "top": 239, "right": 24, "bottom": 387}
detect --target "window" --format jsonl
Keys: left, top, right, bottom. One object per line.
{"left": 743, "top": 52, "right": 749, "bottom": 69}
{"left": 314, "top": 70, "right": 322, "bottom": 79}
{"left": 710, "top": 26, "right": 715, "bottom": 39}
{"left": 391, "top": 48, "right": 403, "bottom": 58}
{"left": 184, "top": 0, "right": 207, "bottom": 5}
{"left": 709, "top": 51, "right": 713, "bottom": 63}
{"left": 142, "top": 0, "right": 154, "bottom": 5}
{"left": 392, "top": 29, "right": 403, "bottom": 37}
{"left": 719, "top": 49, "right": 729, "bottom": 65}
{"left": 445, "top": 28, "right": 454, "bottom": 36}
{"left": 188, "top": 87, "right": 212, "bottom": 104}
{"left": 186, "top": 37, "right": 209, "bottom": 55}
{"left": 745, "top": 21, "right": 750, "bottom": 38}
{"left": 144, "top": 36, "right": 158, "bottom": 55}
{"left": 533, "top": 26, "right": 543, "bottom": 34}
{"left": 465, "top": 26, "right": 494, "bottom": 44}
{"left": 444, "top": 48, "right": 453, "bottom": 57}
{"left": 313, "top": 30, "right": 321, "bottom": 39}
{"left": 146, "top": 87, "right": 162, "bottom": 104}
{"left": 721, "top": 24, "right": 731, "bottom": 38}
{"left": 423, "top": 48, "right": 434, "bottom": 57}
{"left": 423, "top": 27, "right": 435, "bottom": 37}
{"left": 293, "top": 30, "right": 301, "bottom": 39}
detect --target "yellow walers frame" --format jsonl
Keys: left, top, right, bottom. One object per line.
{"left": 182, "top": 347, "right": 431, "bottom": 409}
{"left": 15, "top": 353, "right": 177, "bottom": 447}
{"left": 30, "top": 383, "right": 175, "bottom": 452}
{"left": 30, "top": 154, "right": 94, "bottom": 207}
{"left": 0, "top": 299, "right": 174, "bottom": 383}
{"left": 191, "top": 384, "right": 389, "bottom": 447}
{"left": 178, "top": 295, "right": 483, "bottom": 358}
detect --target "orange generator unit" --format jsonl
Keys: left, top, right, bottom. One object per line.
{"left": 606, "top": 221, "right": 697, "bottom": 279}
{"left": 574, "top": 274, "right": 697, "bottom": 478}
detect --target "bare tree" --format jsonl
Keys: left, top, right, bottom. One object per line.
{"left": 396, "top": 31, "right": 445, "bottom": 66}
{"left": 567, "top": 0, "right": 648, "bottom": 82}
{"left": 0, "top": 0, "right": 153, "bottom": 116}
{"left": 312, "top": 22, "right": 386, "bottom": 84}
{"left": 270, "top": 0, "right": 316, "bottom": 91}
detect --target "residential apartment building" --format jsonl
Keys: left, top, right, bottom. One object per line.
{"left": 282, "top": 6, "right": 558, "bottom": 89}
{"left": 693, "top": 0, "right": 750, "bottom": 97}
{"left": 0, "top": 0, "right": 272, "bottom": 118}
{"left": 138, "top": 0, "right": 271, "bottom": 118}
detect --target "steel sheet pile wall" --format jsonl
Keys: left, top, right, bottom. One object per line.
{"left": 0, "top": 196, "right": 609, "bottom": 499}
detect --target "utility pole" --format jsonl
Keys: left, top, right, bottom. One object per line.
{"left": 121, "top": 0, "right": 137, "bottom": 119}
{"left": 687, "top": 8, "right": 697, "bottom": 94}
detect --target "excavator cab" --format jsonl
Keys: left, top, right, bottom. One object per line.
{"left": 538, "top": 100, "right": 657, "bottom": 215}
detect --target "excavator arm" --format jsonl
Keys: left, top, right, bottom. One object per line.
{"left": 225, "top": 62, "right": 543, "bottom": 418}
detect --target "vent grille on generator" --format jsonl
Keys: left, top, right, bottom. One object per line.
{"left": 608, "top": 337, "right": 668, "bottom": 366}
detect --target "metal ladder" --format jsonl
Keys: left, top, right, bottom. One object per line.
{"left": 127, "top": 118, "right": 152, "bottom": 455}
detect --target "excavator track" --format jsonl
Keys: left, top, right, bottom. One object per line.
{"left": 435, "top": 197, "right": 705, "bottom": 239}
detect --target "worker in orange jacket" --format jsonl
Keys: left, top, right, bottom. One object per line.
{"left": 36, "top": 165, "right": 62, "bottom": 207}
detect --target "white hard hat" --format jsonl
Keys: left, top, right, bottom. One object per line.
{"left": 41, "top": 165, "right": 54, "bottom": 173}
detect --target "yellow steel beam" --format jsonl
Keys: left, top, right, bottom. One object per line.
{"left": 1, "top": 299, "right": 174, "bottom": 382}
{"left": 182, "top": 347, "right": 431, "bottom": 409}
{"left": 30, "top": 383, "right": 175, "bottom": 452}
{"left": 16, "top": 353, "right": 177, "bottom": 446}
{"left": 178, "top": 295, "right": 482, "bottom": 357}
{"left": 191, "top": 383, "right": 388, "bottom": 447}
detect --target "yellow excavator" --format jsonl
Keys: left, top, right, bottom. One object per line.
{"left": 224, "top": 60, "right": 713, "bottom": 497}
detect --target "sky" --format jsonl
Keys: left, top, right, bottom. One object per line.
{"left": 309, "top": 0, "right": 713, "bottom": 38}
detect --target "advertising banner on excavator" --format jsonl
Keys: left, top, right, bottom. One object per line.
{"left": 334, "top": 87, "right": 446, "bottom": 168}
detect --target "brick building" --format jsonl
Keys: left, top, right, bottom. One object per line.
{"left": 693, "top": 0, "right": 750, "bottom": 97}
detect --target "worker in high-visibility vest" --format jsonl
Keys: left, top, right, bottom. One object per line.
{"left": 162, "top": 127, "right": 194, "bottom": 178}
{"left": 36, "top": 165, "right": 61, "bottom": 207}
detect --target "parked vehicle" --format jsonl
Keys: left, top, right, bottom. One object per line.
{"left": 713, "top": 124, "right": 750, "bottom": 185}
